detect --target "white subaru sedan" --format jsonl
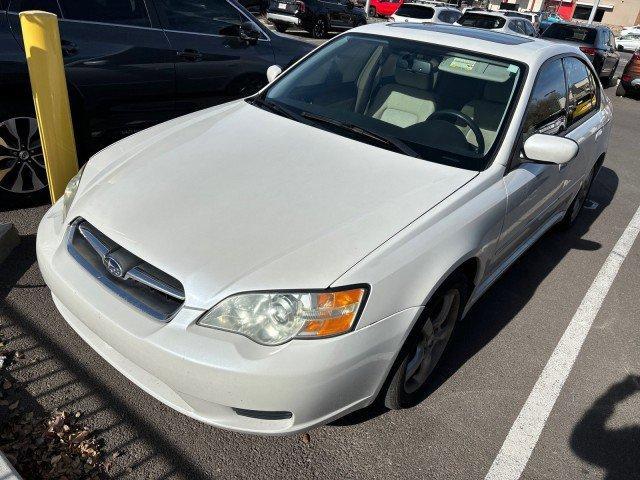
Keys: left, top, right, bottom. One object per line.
{"left": 37, "top": 23, "right": 612, "bottom": 435}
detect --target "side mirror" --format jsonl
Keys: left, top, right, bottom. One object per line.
{"left": 239, "top": 21, "right": 261, "bottom": 45}
{"left": 523, "top": 133, "right": 579, "bottom": 165}
{"left": 266, "top": 64, "right": 282, "bottom": 83}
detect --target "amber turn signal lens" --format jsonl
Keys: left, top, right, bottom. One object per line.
{"left": 298, "top": 288, "right": 366, "bottom": 338}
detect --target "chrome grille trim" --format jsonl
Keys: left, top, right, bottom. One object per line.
{"left": 125, "top": 266, "right": 185, "bottom": 302}
{"left": 67, "top": 218, "right": 185, "bottom": 321}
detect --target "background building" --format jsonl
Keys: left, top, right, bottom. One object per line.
{"left": 485, "top": 0, "right": 640, "bottom": 26}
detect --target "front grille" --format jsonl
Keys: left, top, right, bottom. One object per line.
{"left": 66, "top": 219, "right": 185, "bottom": 321}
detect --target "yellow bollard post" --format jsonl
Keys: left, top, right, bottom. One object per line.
{"left": 20, "top": 10, "right": 78, "bottom": 203}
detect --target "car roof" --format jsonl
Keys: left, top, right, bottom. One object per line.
{"left": 350, "top": 22, "right": 580, "bottom": 64}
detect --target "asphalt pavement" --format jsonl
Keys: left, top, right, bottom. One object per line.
{"left": 0, "top": 55, "right": 638, "bottom": 479}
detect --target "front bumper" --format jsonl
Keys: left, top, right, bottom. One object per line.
{"left": 267, "top": 12, "right": 302, "bottom": 25}
{"left": 36, "top": 202, "right": 420, "bottom": 435}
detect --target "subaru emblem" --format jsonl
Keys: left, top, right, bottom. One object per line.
{"left": 104, "top": 255, "right": 124, "bottom": 278}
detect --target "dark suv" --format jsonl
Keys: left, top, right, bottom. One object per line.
{"left": 0, "top": 0, "right": 313, "bottom": 199}
{"left": 541, "top": 23, "right": 619, "bottom": 85}
{"left": 267, "top": 0, "right": 366, "bottom": 38}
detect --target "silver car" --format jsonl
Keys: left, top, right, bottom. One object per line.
{"left": 37, "top": 23, "right": 612, "bottom": 435}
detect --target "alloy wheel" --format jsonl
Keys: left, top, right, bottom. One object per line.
{"left": 404, "top": 289, "right": 460, "bottom": 394}
{"left": 0, "top": 117, "right": 47, "bottom": 194}
{"left": 313, "top": 18, "right": 326, "bottom": 38}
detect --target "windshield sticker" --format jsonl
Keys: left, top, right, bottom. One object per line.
{"left": 450, "top": 58, "right": 476, "bottom": 71}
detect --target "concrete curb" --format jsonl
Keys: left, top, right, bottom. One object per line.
{"left": 0, "top": 223, "right": 20, "bottom": 266}
{"left": 0, "top": 450, "right": 22, "bottom": 480}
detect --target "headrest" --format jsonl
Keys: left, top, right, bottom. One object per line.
{"left": 484, "top": 81, "right": 512, "bottom": 103}
{"left": 395, "top": 59, "right": 431, "bottom": 90}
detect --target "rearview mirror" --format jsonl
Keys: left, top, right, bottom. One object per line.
{"left": 266, "top": 64, "right": 282, "bottom": 83}
{"left": 523, "top": 133, "right": 579, "bottom": 165}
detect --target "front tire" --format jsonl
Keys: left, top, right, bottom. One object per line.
{"left": 603, "top": 62, "right": 618, "bottom": 88}
{"left": 616, "top": 83, "right": 627, "bottom": 97}
{"left": 274, "top": 22, "right": 288, "bottom": 33}
{"left": 368, "top": 6, "right": 377, "bottom": 16}
{"left": 559, "top": 164, "right": 597, "bottom": 229}
{"left": 383, "top": 273, "right": 469, "bottom": 409}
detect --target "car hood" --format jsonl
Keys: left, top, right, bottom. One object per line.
{"left": 72, "top": 100, "right": 477, "bottom": 310}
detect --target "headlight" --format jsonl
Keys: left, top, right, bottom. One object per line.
{"left": 61, "top": 165, "right": 86, "bottom": 220}
{"left": 197, "top": 287, "right": 367, "bottom": 346}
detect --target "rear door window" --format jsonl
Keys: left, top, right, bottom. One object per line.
{"left": 524, "top": 21, "right": 536, "bottom": 36}
{"left": 563, "top": 57, "right": 598, "bottom": 126}
{"left": 58, "top": 0, "right": 151, "bottom": 27}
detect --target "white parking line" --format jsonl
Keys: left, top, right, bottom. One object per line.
{"left": 485, "top": 204, "right": 640, "bottom": 480}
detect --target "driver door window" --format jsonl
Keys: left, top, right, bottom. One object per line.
{"left": 522, "top": 58, "right": 567, "bottom": 140}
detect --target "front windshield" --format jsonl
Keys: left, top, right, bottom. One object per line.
{"left": 261, "top": 33, "right": 523, "bottom": 170}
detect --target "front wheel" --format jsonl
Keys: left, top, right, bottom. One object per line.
{"left": 274, "top": 22, "right": 288, "bottom": 33}
{"left": 311, "top": 17, "right": 327, "bottom": 38}
{"left": 603, "top": 62, "right": 618, "bottom": 88}
{"left": 383, "top": 274, "right": 468, "bottom": 409}
{"left": 368, "top": 6, "right": 376, "bottom": 17}
{"left": 616, "top": 83, "right": 627, "bottom": 97}
{"left": 559, "top": 164, "right": 597, "bottom": 229}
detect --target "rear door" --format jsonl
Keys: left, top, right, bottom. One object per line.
{"left": 561, "top": 56, "right": 602, "bottom": 197}
{"left": 153, "top": 0, "right": 276, "bottom": 115}
{"left": 7, "top": 0, "right": 176, "bottom": 153}
{"left": 322, "top": 0, "right": 348, "bottom": 29}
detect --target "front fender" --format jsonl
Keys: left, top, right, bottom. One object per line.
{"left": 333, "top": 166, "right": 508, "bottom": 329}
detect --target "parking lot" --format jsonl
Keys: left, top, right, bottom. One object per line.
{"left": 1, "top": 33, "right": 639, "bottom": 480}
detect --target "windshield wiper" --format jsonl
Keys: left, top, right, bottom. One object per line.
{"left": 300, "top": 111, "right": 422, "bottom": 159}
{"left": 249, "top": 96, "right": 301, "bottom": 121}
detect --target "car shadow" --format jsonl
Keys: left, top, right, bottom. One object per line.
{"left": 0, "top": 234, "right": 40, "bottom": 303}
{"left": 0, "top": 193, "right": 50, "bottom": 213}
{"left": 570, "top": 375, "right": 640, "bottom": 480}
{"left": 334, "top": 165, "right": 619, "bottom": 426}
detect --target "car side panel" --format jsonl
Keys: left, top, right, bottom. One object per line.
{"left": 0, "top": 11, "right": 30, "bottom": 111}
{"left": 334, "top": 167, "right": 507, "bottom": 329}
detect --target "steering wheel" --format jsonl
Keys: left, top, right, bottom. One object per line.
{"left": 427, "top": 110, "right": 485, "bottom": 156}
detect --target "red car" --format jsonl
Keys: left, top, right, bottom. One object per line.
{"left": 616, "top": 49, "right": 640, "bottom": 97}
{"left": 368, "top": 0, "right": 402, "bottom": 17}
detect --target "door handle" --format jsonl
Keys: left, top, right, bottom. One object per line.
{"left": 61, "top": 40, "right": 78, "bottom": 57}
{"left": 177, "top": 49, "right": 203, "bottom": 62}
